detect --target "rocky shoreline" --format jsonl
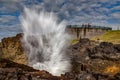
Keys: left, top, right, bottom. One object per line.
{"left": 0, "top": 33, "right": 120, "bottom": 80}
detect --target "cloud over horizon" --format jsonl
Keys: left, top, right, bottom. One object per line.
{"left": 0, "top": 0, "right": 120, "bottom": 39}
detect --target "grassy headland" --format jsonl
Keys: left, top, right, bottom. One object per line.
{"left": 91, "top": 30, "right": 120, "bottom": 44}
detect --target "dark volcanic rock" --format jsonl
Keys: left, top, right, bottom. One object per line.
{"left": 113, "top": 73, "right": 120, "bottom": 80}
{"left": 88, "top": 42, "right": 120, "bottom": 61}
{"left": 0, "top": 68, "right": 61, "bottom": 80}
{"left": 67, "top": 38, "right": 120, "bottom": 78}
{"left": 114, "top": 44, "right": 120, "bottom": 52}
{"left": 0, "top": 59, "right": 62, "bottom": 80}
{"left": 68, "top": 39, "right": 120, "bottom": 62}
{"left": 0, "top": 34, "right": 120, "bottom": 80}
{"left": 67, "top": 38, "right": 98, "bottom": 62}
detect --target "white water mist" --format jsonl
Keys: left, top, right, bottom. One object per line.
{"left": 20, "top": 7, "right": 71, "bottom": 76}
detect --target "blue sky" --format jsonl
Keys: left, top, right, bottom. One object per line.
{"left": 0, "top": 0, "right": 120, "bottom": 39}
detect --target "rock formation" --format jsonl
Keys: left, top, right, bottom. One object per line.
{"left": 0, "top": 34, "right": 120, "bottom": 80}
{"left": 0, "top": 59, "right": 62, "bottom": 80}
{"left": 0, "top": 33, "right": 27, "bottom": 65}
{"left": 67, "top": 38, "right": 120, "bottom": 79}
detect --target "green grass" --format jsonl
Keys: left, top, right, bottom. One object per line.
{"left": 92, "top": 30, "right": 120, "bottom": 44}
{"left": 71, "top": 39, "right": 79, "bottom": 45}
{"left": 100, "top": 30, "right": 120, "bottom": 40}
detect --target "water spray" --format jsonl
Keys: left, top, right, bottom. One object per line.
{"left": 20, "top": 7, "right": 71, "bottom": 76}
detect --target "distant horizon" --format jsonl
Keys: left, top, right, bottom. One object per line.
{"left": 0, "top": 23, "right": 118, "bottom": 41}
{"left": 0, "top": 23, "right": 120, "bottom": 40}
{"left": 0, "top": 0, "right": 120, "bottom": 40}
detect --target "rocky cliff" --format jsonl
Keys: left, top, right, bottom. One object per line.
{"left": 67, "top": 27, "right": 108, "bottom": 39}
{"left": 0, "top": 34, "right": 120, "bottom": 80}
{"left": 0, "top": 33, "right": 27, "bottom": 65}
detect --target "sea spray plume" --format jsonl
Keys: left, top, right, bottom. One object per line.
{"left": 20, "top": 7, "right": 71, "bottom": 76}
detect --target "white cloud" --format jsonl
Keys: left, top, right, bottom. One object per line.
{"left": 111, "top": 6, "right": 120, "bottom": 10}
{"left": 111, "top": 12, "right": 120, "bottom": 18}
{"left": 0, "top": 0, "right": 120, "bottom": 30}
{"left": 0, "top": 15, "right": 17, "bottom": 23}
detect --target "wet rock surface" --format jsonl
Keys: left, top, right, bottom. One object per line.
{"left": 0, "top": 34, "right": 120, "bottom": 80}
{"left": 0, "top": 59, "right": 62, "bottom": 80}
